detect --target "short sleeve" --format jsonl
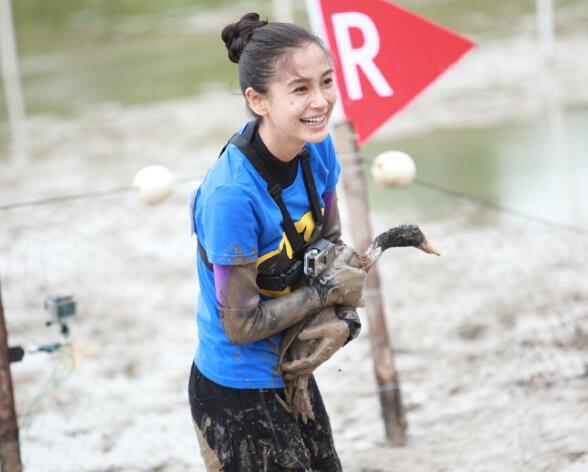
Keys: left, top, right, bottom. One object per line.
{"left": 200, "top": 185, "right": 259, "bottom": 265}
{"left": 324, "top": 134, "right": 341, "bottom": 193}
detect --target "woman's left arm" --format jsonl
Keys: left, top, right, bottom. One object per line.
{"left": 321, "top": 189, "right": 361, "bottom": 343}
{"left": 321, "top": 189, "right": 341, "bottom": 243}
{"left": 214, "top": 255, "right": 364, "bottom": 345}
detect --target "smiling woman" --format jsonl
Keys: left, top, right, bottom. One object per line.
{"left": 226, "top": 13, "right": 336, "bottom": 161}
{"left": 188, "top": 11, "right": 365, "bottom": 472}
{"left": 244, "top": 43, "right": 336, "bottom": 161}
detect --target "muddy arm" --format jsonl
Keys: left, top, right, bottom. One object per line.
{"left": 215, "top": 263, "right": 325, "bottom": 345}
{"left": 322, "top": 190, "right": 361, "bottom": 344}
{"left": 216, "top": 245, "right": 365, "bottom": 345}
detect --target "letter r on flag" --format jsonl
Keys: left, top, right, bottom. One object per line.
{"left": 312, "top": 0, "right": 475, "bottom": 144}
{"left": 332, "top": 12, "right": 394, "bottom": 100}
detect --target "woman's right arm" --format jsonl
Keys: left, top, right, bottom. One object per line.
{"left": 214, "top": 263, "right": 324, "bottom": 345}
{"left": 214, "top": 246, "right": 365, "bottom": 345}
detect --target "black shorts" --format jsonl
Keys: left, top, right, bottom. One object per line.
{"left": 188, "top": 363, "right": 342, "bottom": 471}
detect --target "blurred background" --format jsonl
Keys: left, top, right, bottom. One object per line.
{"left": 1, "top": 1, "right": 587, "bottom": 471}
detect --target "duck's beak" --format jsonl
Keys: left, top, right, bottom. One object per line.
{"left": 417, "top": 240, "right": 440, "bottom": 256}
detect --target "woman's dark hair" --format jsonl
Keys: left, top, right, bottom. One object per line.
{"left": 221, "top": 13, "right": 329, "bottom": 115}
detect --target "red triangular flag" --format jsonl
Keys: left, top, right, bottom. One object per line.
{"left": 318, "top": 0, "right": 475, "bottom": 143}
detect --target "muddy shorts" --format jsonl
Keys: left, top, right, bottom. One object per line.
{"left": 188, "top": 363, "right": 342, "bottom": 471}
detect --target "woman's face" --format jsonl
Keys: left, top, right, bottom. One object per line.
{"left": 249, "top": 43, "right": 337, "bottom": 159}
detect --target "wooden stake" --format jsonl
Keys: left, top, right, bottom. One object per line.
{"left": 0, "top": 278, "right": 23, "bottom": 472}
{"left": 333, "top": 121, "right": 407, "bottom": 445}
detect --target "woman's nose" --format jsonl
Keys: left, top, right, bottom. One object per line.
{"left": 309, "top": 89, "right": 328, "bottom": 109}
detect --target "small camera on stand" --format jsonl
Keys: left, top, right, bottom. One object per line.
{"left": 9, "top": 293, "right": 77, "bottom": 364}
{"left": 44, "top": 294, "right": 76, "bottom": 337}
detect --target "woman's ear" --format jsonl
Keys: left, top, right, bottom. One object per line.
{"left": 245, "top": 87, "right": 267, "bottom": 117}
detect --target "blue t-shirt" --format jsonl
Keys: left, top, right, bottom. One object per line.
{"left": 192, "top": 128, "right": 341, "bottom": 389}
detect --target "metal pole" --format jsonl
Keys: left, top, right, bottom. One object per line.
{"left": 333, "top": 121, "right": 407, "bottom": 445}
{"left": 0, "top": 278, "right": 23, "bottom": 472}
{"left": 0, "top": 0, "right": 30, "bottom": 165}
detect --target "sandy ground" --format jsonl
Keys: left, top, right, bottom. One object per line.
{"left": 1, "top": 24, "right": 588, "bottom": 472}
{"left": 3, "top": 180, "right": 587, "bottom": 472}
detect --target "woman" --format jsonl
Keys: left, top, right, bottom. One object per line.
{"left": 189, "top": 13, "right": 365, "bottom": 471}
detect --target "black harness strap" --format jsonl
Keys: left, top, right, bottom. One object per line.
{"left": 230, "top": 129, "right": 306, "bottom": 257}
{"left": 198, "top": 240, "right": 213, "bottom": 271}
{"left": 299, "top": 148, "right": 324, "bottom": 229}
{"left": 197, "top": 121, "right": 325, "bottom": 292}
{"left": 231, "top": 136, "right": 304, "bottom": 255}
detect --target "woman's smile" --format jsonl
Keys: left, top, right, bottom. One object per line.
{"left": 300, "top": 114, "right": 327, "bottom": 129}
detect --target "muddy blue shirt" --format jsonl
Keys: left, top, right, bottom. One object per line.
{"left": 191, "top": 130, "right": 341, "bottom": 389}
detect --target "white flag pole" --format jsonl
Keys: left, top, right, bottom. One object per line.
{"left": 0, "top": 0, "right": 30, "bottom": 165}
{"left": 272, "top": 0, "right": 294, "bottom": 23}
{"left": 535, "top": 0, "right": 555, "bottom": 60}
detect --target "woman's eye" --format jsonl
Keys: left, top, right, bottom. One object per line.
{"left": 323, "top": 77, "right": 333, "bottom": 86}
{"left": 293, "top": 86, "right": 307, "bottom": 93}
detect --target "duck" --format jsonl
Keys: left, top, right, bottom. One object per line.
{"left": 279, "top": 224, "right": 439, "bottom": 423}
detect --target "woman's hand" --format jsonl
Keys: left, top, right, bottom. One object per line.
{"left": 312, "top": 245, "right": 366, "bottom": 307}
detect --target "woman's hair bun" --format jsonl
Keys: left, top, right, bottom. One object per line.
{"left": 221, "top": 12, "right": 268, "bottom": 64}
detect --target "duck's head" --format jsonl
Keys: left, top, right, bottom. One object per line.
{"left": 375, "top": 224, "right": 440, "bottom": 255}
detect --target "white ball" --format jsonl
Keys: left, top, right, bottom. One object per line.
{"left": 371, "top": 151, "right": 416, "bottom": 187}
{"left": 133, "top": 165, "right": 173, "bottom": 204}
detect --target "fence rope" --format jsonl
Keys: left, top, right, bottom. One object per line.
{"left": 2, "top": 173, "right": 587, "bottom": 239}
{"left": 0, "top": 175, "right": 203, "bottom": 211}
{"left": 413, "top": 177, "right": 588, "bottom": 238}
